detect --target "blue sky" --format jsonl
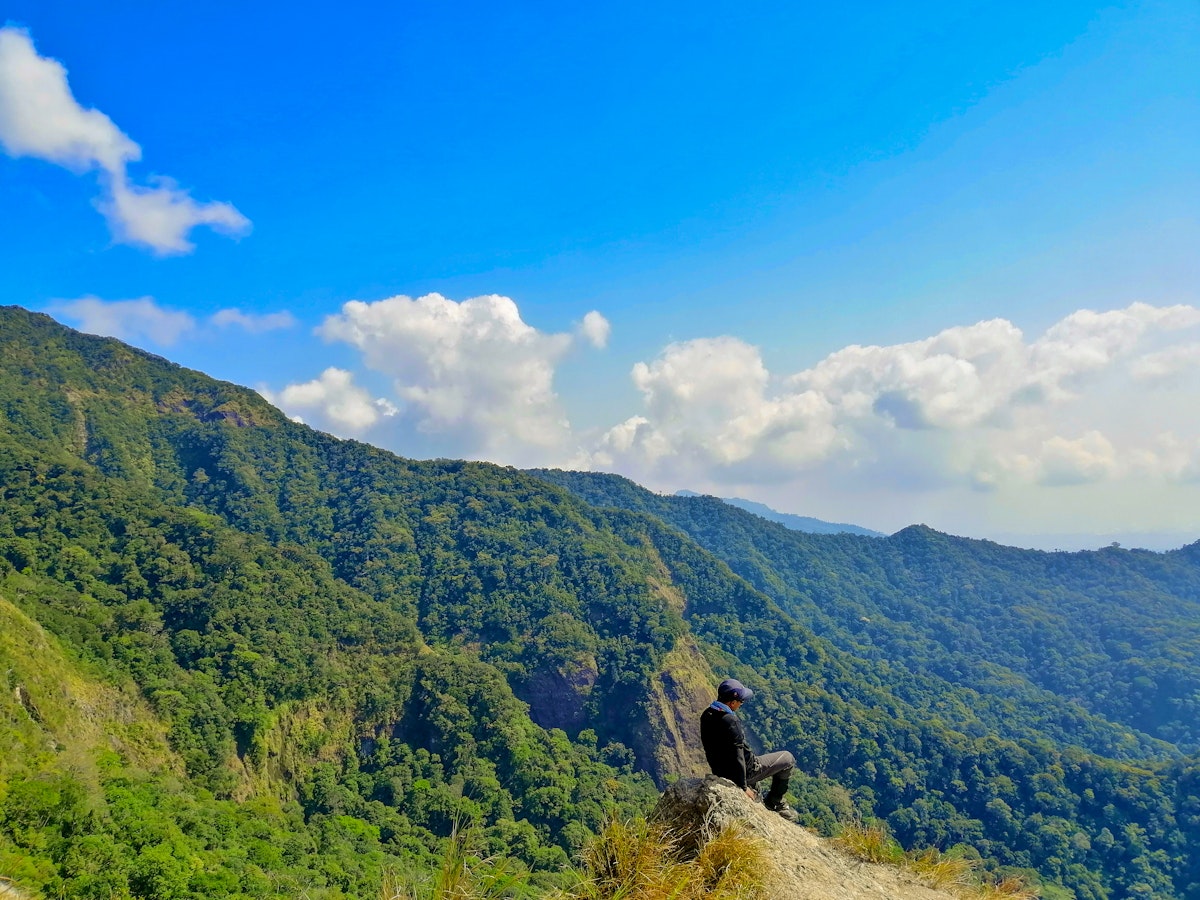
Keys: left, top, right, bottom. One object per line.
{"left": 2, "top": 1, "right": 1198, "bottom": 547}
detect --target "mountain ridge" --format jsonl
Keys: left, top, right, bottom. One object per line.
{"left": 675, "top": 489, "right": 884, "bottom": 537}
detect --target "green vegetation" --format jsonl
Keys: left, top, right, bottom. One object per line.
{"left": 381, "top": 823, "right": 530, "bottom": 900}
{"left": 1, "top": 306, "right": 1199, "bottom": 899}
{"left": 530, "top": 470, "right": 1200, "bottom": 756}
{"left": 532, "top": 469, "right": 1200, "bottom": 899}
{"left": 0, "top": 307, "right": 660, "bottom": 897}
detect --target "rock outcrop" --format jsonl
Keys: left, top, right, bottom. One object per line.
{"left": 652, "top": 777, "right": 961, "bottom": 900}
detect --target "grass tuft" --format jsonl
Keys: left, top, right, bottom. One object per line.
{"left": 906, "top": 847, "right": 975, "bottom": 891}
{"left": 554, "top": 815, "right": 767, "bottom": 900}
{"left": 691, "top": 820, "right": 768, "bottom": 899}
{"left": 974, "top": 875, "right": 1040, "bottom": 900}
{"left": 833, "top": 819, "right": 906, "bottom": 865}
{"left": 833, "top": 818, "right": 1038, "bottom": 899}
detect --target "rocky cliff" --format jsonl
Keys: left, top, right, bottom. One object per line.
{"left": 653, "top": 778, "right": 996, "bottom": 900}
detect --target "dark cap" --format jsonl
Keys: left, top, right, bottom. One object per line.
{"left": 717, "top": 678, "right": 753, "bottom": 702}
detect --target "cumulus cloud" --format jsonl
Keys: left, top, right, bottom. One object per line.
{"left": 603, "top": 302, "right": 1200, "bottom": 490}
{"left": 1130, "top": 342, "right": 1200, "bottom": 384}
{"left": 795, "top": 318, "right": 1028, "bottom": 430}
{"left": 283, "top": 293, "right": 589, "bottom": 462}
{"left": 1036, "top": 431, "right": 1119, "bottom": 486}
{"left": 249, "top": 296, "right": 1200, "bottom": 524}
{"left": 0, "top": 27, "right": 249, "bottom": 254}
{"left": 578, "top": 311, "right": 611, "bottom": 349}
{"left": 260, "top": 368, "right": 397, "bottom": 436}
{"left": 593, "top": 336, "right": 839, "bottom": 474}
{"left": 1028, "top": 303, "right": 1200, "bottom": 400}
{"left": 49, "top": 296, "right": 196, "bottom": 346}
{"left": 210, "top": 308, "right": 298, "bottom": 333}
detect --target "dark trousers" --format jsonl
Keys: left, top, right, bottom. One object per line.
{"left": 749, "top": 750, "right": 794, "bottom": 801}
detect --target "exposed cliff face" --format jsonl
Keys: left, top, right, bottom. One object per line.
{"left": 523, "top": 656, "right": 600, "bottom": 732}
{"left": 640, "top": 636, "right": 715, "bottom": 783}
{"left": 520, "top": 636, "right": 714, "bottom": 786}
{"left": 653, "top": 777, "right": 961, "bottom": 900}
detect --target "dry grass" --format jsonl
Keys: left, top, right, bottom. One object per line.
{"left": 555, "top": 815, "right": 767, "bottom": 900}
{"left": 834, "top": 819, "right": 1038, "bottom": 900}
{"left": 906, "top": 848, "right": 975, "bottom": 892}
{"left": 381, "top": 812, "right": 1038, "bottom": 900}
{"left": 690, "top": 820, "right": 769, "bottom": 899}
{"left": 833, "top": 820, "right": 906, "bottom": 866}
{"left": 973, "top": 876, "right": 1040, "bottom": 900}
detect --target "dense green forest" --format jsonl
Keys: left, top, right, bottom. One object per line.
{"left": 532, "top": 471, "right": 1200, "bottom": 753}
{"left": 1, "top": 306, "right": 1199, "bottom": 900}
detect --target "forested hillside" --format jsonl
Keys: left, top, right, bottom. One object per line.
{"left": 1, "top": 307, "right": 1198, "bottom": 900}
{"left": 531, "top": 471, "right": 1200, "bottom": 753}
{"left": 527, "top": 483, "right": 1200, "bottom": 900}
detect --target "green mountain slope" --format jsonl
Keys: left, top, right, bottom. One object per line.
{"left": 533, "top": 470, "right": 1200, "bottom": 754}
{"left": 1, "top": 307, "right": 1199, "bottom": 899}
{"left": 559, "top": 498, "right": 1200, "bottom": 899}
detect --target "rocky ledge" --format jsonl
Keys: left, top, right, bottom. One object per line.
{"left": 652, "top": 777, "right": 961, "bottom": 900}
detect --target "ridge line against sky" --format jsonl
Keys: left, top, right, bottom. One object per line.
{"left": 1, "top": 1, "right": 1198, "bottom": 549}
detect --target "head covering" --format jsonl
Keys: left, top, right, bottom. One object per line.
{"left": 717, "top": 678, "right": 753, "bottom": 702}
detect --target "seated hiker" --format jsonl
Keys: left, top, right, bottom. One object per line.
{"left": 700, "top": 678, "right": 799, "bottom": 822}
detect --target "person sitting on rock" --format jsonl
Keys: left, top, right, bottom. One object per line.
{"left": 700, "top": 678, "right": 799, "bottom": 822}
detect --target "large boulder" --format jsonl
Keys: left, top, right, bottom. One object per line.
{"left": 651, "top": 777, "right": 961, "bottom": 900}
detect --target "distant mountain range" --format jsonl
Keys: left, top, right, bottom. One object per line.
{"left": 675, "top": 490, "right": 884, "bottom": 537}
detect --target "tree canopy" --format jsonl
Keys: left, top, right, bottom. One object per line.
{"left": 1, "top": 306, "right": 1198, "bottom": 900}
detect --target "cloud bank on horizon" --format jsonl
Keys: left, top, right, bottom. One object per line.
{"left": 0, "top": 27, "right": 249, "bottom": 254}
{"left": 287, "top": 296, "right": 1200, "bottom": 497}
{"left": 53, "top": 292, "right": 1200, "bottom": 534}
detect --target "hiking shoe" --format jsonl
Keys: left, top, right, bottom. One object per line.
{"left": 765, "top": 798, "right": 799, "bottom": 823}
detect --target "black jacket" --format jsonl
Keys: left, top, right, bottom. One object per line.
{"left": 700, "top": 704, "right": 758, "bottom": 788}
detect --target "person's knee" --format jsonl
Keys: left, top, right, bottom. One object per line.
{"left": 769, "top": 750, "right": 795, "bottom": 772}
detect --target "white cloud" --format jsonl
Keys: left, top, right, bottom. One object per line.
{"left": 0, "top": 27, "right": 249, "bottom": 254}
{"left": 794, "top": 318, "right": 1028, "bottom": 430}
{"left": 1130, "top": 342, "right": 1200, "bottom": 384}
{"left": 1036, "top": 431, "right": 1119, "bottom": 486}
{"left": 597, "top": 336, "right": 838, "bottom": 475}
{"left": 261, "top": 368, "right": 395, "bottom": 436}
{"left": 251, "top": 296, "right": 1200, "bottom": 538}
{"left": 102, "top": 174, "right": 250, "bottom": 255}
{"left": 579, "top": 311, "right": 611, "bottom": 349}
{"left": 210, "top": 308, "right": 298, "bottom": 333}
{"left": 0, "top": 27, "right": 136, "bottom": 171}
{"left": 49, "top": 296, "right": 196, "bottom": 346}
{"left": 1028, "top": 303, "right": 1200, "bottom": 401}
{"left": 303, "top": 293, "right": 587, "bottom": 463}
{"left": 604, "top": 302, "right": 1200, "bottom": 492}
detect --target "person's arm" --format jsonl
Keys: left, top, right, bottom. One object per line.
{"left": 726, "top": 716, "right": 758, "bottom": 799}
{"left": 721, "top": 715, "right": 750, "bottom": 790}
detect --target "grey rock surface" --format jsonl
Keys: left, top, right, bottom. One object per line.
{"left": 652, "top": 777, "right": 960, "bottom": 900}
